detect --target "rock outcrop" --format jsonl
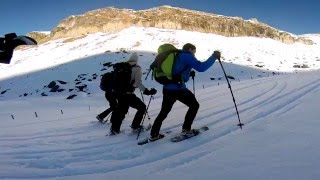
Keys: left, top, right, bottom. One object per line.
{"left": 34, "top": 6, "right": 314, "bottom": 45}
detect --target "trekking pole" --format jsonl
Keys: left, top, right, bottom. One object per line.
{"left": 137, "top": 95, "right": 153, "bottom": 140}
{"left": 217, "top": 58, "right": 244, "bottom": 129}
{"left": 140, "top": 90, "right": 151, "bottom": 120}
{"left": 145, "top": 69, "right": 151, "bottom": 80}
{"left": 192, "top": 78, "right": 195, "bottom": 95}
{"left": 190, "top": 70, "right": 196, "bottom": 95}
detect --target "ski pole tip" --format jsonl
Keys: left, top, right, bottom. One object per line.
{"left": 237, "top": 123, "right": 244, "bottom": 129}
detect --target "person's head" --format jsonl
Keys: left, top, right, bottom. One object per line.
{"left": 127, "top": 52, "right": 139, "bottom": 64}
{"left": 182, "top": 43, "right": 196, "bottom": 56}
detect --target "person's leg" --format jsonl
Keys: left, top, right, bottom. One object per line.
{"left": 98, "top": 93, "right": 117, "bottom": 119}
{"left": 110, "top": 94, "right": 129, "bottom": 132}
{"left": 150, "top": 89, "right": 176, "bottom": 137}
{"left": 107, "top": 93, "right": 118, "bottom": 110}
{"left": 127, "top": 94, "right": 146, "bottom": 129}
{"left": 176, "top": 89, "right": 200, "bottom": 131}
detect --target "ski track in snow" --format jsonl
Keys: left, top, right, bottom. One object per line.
{"left": 1, "top": 74, "right": 320, "bottom": 179}
{"left": 139, "top": 75, "right": 320, "bottom": 174}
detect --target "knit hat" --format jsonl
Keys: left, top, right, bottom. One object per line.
{"left": 127, "top": 52, "right": 138, "bottom": 63}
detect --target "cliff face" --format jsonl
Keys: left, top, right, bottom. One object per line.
{"left": 37, "top": 6, "right": 314, "bottom": 45}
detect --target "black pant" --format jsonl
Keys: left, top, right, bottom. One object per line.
{"left": 150, "top": 89, "right": 199, "bottom": 137}
{"left": 98, "top": 92, "right": 118, "bottom": 119}
{"left": 110, "top": 93, "right": 146, "bottom": 132}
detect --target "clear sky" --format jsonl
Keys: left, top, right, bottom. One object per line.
{"left": 0, "top": 0, "right": 319, "bottom": 36}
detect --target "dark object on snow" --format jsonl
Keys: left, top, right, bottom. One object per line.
{"left": 1, "top": 89, "right": 9, "bottom": 94}
{"left": 0, "top": 33, "right": 37, "bottom": 64}
{"left": 41, "top": 92, "right": 48, "bottom": 96}
{"left": 66, "top": 94, "right": 77, "bottom": 99}
{"left": 47, "top": 81, "right": 57, "bottom": 88}
{"left": 57, "top": 80, "right": 67, "bottom": 84}
{"left": 76, "top": 84, "right": 87, "bottom": 91}
{"left": 92, "top": 73, "right": 98, "bottom": 77}
{"left": 57, "top": 89, "right": 65, "bottom": 92}
{"left": 78, "top": 73, "right": 87, "bottom": 77}
{"left": 103, "top": 62, "right": 113, "bottom": 67}
{"left": 226, "top": 75, "right": 235, "bottom": 80}
{"left": 50, "top": 85, "right": 60, "bottom": 92}
{"left": 293, "top": 64, "right": 309, "bottom": 68}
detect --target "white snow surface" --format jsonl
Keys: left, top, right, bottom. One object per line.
{"left": 0, "top": 27, "right": 320, "bottom": 179}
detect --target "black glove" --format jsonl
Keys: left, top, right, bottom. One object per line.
{"left": 143, "top": 88, "right": 157, "bottom": 96}
{"left": 190, "top": 70, "right": 195, "bottom": 79}
{"left": 213, "top": 51, "right": 221, "bottom": 60}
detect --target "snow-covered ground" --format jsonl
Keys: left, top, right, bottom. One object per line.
{"left": 0, "top": 27, "right": 320, "bottom": 179}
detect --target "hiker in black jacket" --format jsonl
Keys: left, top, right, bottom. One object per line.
{"left": 109, "top": 53, "right": 157, "bottom": 135}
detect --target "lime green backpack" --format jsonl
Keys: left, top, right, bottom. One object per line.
{"left": 150, "top": 44, "right": 188, "bottom": 85}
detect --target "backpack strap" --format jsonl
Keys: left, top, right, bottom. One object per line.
{"left": 174, "top": 52, "right": 189, "bottom": 75}
{"left": 172, "top": 52, "right": 189, "bottom": 84}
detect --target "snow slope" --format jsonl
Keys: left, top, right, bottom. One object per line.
{"left": 0, "top": 27, "right": 320, "bottom": 179}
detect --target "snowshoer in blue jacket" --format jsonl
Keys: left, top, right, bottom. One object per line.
{"left": 149, "top": 43, "right": 221, "bottom": 141}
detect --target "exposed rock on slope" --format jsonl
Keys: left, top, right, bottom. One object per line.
{"left": 46, "top": 6, "right": 313, "bottom": 45}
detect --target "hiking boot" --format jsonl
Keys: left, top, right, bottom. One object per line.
{"left": 131, "top": 124, "right": 152, "bottom": 134}
{"left": 109, "top": 128, "right": 120, "bottom": 136}
{"left": 131, "top": 127, "right": 140, "bottom": 134}
{"left": 149, "top": 134, "right": 165, "bottom": 142}
{"left": 96, "top": 115, "right": 104, "bottom": 123}
{"left": 181, "top": 129, "right": 199, "bottom": 136}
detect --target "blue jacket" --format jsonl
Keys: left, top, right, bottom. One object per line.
{"left": 164, "top": 51, "right": 217, "bottom": 90}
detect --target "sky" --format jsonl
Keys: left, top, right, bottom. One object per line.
{"left": 0, "top": 0, "right": 319, "bottom": 36}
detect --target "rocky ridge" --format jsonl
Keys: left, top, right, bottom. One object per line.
{"left": 28, "top": 6, "right": 313, "bottom": 45}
